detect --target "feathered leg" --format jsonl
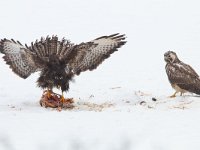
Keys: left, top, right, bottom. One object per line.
{"left": 60, "top": 82, "right": 69, "bottom": 103}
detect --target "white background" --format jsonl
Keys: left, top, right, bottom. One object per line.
{"left": 0, "top": 0, "right": 200, "bottom": 150}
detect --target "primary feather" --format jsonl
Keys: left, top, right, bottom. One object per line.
{"left": 0, "top": 33, "right": 126, "bottom": 93}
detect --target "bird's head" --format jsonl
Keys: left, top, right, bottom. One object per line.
{"left": 164, "top": 51, "right": 180, "bottom": 63}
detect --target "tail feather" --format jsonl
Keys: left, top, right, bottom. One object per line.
{"left": 56, "top": 38, "right": 64, "bottom": 56}
{"left": 45, "top": 36, "right": 50, "bottom": 56}
{"left": 29, "top": 36, "right": 74, "bottom": 61}
{"left": 48, "top": 36, "right": 58, "bottom": 55}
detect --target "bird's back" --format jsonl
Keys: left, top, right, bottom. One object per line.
{"left": 166, "top": 62, "right": 200, "bottom": 95}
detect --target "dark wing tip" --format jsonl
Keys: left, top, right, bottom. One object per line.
{"left": 0, "top": 38, "right": 9, "bottom": 54}
{"left": 110, "top": 33, "right": 126, "bottom": 41}
{"left": 95, "top": 33, "right": 127, "bottom": 42}
{"left": 113, "top": 34, "right": 127, "bottom": 48}
{"left": 94, "top": 33, "right": 119, "bottom": 40}
{"left": 0, "top": 41, "right": 3, "bottom": 54}
{"left": 118, "top": 41, "right": 127, "bottom": 47}
{"left": 0, "top": 38, "right": 25, "bottom": 54}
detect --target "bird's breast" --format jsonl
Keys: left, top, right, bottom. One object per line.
{"left": 171, "top": 84, "right": 188, "bottom": 93}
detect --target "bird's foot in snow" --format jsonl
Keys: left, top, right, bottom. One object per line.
{"left": 60, "top": 95, "right": 65, "bottom": 104}
{"left": 169, "top": 95, "right": 176, "bottom": 98}
{"left": 168, "top": 92, "right": 178, "bottom": 98}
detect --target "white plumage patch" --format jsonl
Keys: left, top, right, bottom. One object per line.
{"left": 1, "top": 39, "right": 37, "bottom": 78}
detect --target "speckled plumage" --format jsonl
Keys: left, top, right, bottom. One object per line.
{"left": 164, "top": 51, "right": 200, "bottom": 96}
{"left": 0, "top": 34, "right": 126, "bottom": 93}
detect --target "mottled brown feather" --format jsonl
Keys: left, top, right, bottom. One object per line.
{"left": 166, "top": 62, "right": 200, "bottom": 95}
{"left": 69, "top": 33, "right": 126, "bottom": 75}
{"left": 0, "top": 34, "right": 126, "bottom": 92}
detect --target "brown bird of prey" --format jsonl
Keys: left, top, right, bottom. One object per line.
{"left": 0, "top": 33, "right": 126, "bottom": 101}
{"left": 164, "top": 51, "right": 200, "bottom": 97}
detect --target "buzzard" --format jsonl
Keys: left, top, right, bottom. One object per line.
{"left": 164, "top": 51, "right": 200, "bottom": 97}
{"left": 0, "top": 33, "right": 126, "bottom": 101}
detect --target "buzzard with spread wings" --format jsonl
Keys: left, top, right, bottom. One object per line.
{"left": 0, "top": 33, "right": 126, "bottom": 101}
{"left": 164, "top": 51, "right": 200, "bottom": 97}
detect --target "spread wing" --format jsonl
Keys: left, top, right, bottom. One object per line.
{"left": 68, "top": 33, "right": 126, "bottom": 75}
{"left": 0, "top": 39, "right": 41, "bottom": 79}
{"left": 165, "top": 62, "right": 200, "bottom": 94}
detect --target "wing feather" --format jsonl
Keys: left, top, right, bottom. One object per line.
{"left": 166, "top": 62, "right": 200, "bottom": 94}
{"left": 68, "top": 33, "right": 126, "bottom": 75}
{"left": 0, "top": 34, "right": 126, "bottom": 78}
{"left": 0, "top": 39, "right": 40, "bottom": 78}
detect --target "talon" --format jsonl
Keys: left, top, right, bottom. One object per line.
{"left": 61, "top": 96, "right": 65, "bottom": 103}
{"left": 46, "top": 89, "right": 52, "bottom": 99}
{"left": 170, "top": 95, "right": 176, "bottom": 98}
{"left": 60, "top": 92, "right": 65, "bottom": 103}
{"left": 40, "top": 90, "right": 74, "bottom": 109}
{"left": 169, "top": 91, "right": 178, "bottom": 98}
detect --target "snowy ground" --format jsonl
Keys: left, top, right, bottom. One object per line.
{"left": 1, "top": 0, "right": 200, "bottom": 149}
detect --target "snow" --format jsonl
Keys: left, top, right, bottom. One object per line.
{"left": 1, "top": 0, "right": 200, "bottom": 149}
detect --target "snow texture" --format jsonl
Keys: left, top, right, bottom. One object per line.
{"left": 1, "top": 0, "right": 200, "bottom": 149}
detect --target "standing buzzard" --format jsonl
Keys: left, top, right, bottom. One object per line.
{"left": 0, "top": 33, "right": 126, "bottom": 102}
{"left": 164, "top": 51, "right": 200, "bottom": 97}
